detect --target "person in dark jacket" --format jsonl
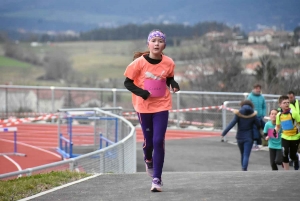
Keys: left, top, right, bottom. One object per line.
{"left": 221, "top": 100, "right": 260, "bottom": 171}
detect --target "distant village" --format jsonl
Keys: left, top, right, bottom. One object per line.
{"left": 175, "top": 28, "right": 300, "bottom": 83}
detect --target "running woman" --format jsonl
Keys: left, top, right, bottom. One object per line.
{"left": 123, "top": 29, "right": 180, "bottom": 192}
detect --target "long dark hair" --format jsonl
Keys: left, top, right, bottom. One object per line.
{"left": 133, "top": 51, "right": 150, "bottom": 60}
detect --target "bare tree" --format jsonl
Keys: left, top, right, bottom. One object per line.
{"left": 43, "top": 50, "right": 74, "bottom": 83}
{"left": 185, "top": 39, "right": 251, "bottom": 92}
{"left": 254, "top": 55, "right": 279, "bottom": 94}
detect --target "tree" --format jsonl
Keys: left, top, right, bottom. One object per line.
{"left": 4, "top": 42, "right": 43, "bottom": 65}
{"left": 254, "top": 55, "right": 278, "bottom": 94}
{"left": 43, "top": 50, "right": 74, "bottom": 83}
{"left": 186, "top": 40, "right": 251, "bottom": 92}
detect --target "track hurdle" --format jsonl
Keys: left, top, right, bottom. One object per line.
{"left": 0, "top": 127, "right": 26, "bottom": 157}
{"left": 56, "top": 108, "right": 121, "bottom": 159}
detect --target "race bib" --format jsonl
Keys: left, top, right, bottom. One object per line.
{"left": 267, "top": 128, "right": 277, "bottom": 138}
{"left": 144, "top": 79, "right": 166, "bottom": 97}
{"left": 281, "top": 119, "right": 294, "bottom": 130}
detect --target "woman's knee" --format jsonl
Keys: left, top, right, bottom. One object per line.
{"left": 153, "top": 138, "right": 165, "bottom": 148}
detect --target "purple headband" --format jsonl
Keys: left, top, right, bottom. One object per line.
{"left": 147, "top": 31, "right": 166, "bottom": 44}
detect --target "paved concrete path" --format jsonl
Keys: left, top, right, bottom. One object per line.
{"left": 26, "top": 171, "right": 299, "bottom": 201}
{"left": 22, "top": 133, "right": 300, "bottom": 201}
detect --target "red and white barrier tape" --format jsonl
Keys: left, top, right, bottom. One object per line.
{"left": 123, "top": 105, "right": 235, "bottom": 116}
{"left": 0, "top": 105, "right": 236, "bottom": 127}
{"left": 125, "top": 116, "right": 214, "bottom": 127}
{"left": 168, "top": 119, "right": 214, "bottom": 127}
{"left": 0, "top": 112, "right": 49, "bottom": 119}
{"left": 0, "top": 114, "right": 57, "bottom": 127}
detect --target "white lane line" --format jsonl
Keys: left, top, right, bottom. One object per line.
{"left": 18, "top": 174, "right": 102, "bottom": 201}
{"left": 2, "top": 155, "right": 23, "bottom": 178}
{"left": 0, "top": 139, "right": 62, "bottom": 159}
{"left": 3, "top": 155, "right": 22, "bottom": 171}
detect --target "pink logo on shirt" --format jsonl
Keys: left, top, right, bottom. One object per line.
{"left": 267, "top": 128, "right": 277, "bottom": 138}
{"left": 144, "top": 79, "right": 166, "bottom": 97}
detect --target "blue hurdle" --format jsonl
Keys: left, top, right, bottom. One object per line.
{"left": 0, "top": 127, "right": 26, "bottom": 157}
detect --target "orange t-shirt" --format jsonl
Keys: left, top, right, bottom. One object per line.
{"left": 124, "top": 55, "right": 175, "bottom": 113}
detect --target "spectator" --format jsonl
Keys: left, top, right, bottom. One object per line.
{"left": 247, "top": 84, "right": 266, "bottom": 150}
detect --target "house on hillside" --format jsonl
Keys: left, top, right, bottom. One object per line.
{"left": 179, "top": 64, "right": 223, "bottom": 82}
{"left": 248, "top": 29, "right": 291, "bottom": 44}
{"left": 279, "top": 68, "right": 300, "bottom": 80}
{"left": 248, "top": 29, "right": 274, "bottom": 43}
{"left": 218, "top": 41, "right": 238, "bottom": 53}
{"left": 205, "top": 31, "right": 225, "bottom": 40}
{"left": 293, "top": 46, "right": 300, "bottom": 55}
{"left": 242, "top": 62, "right": 261, "bottom": 75}
{"left": 242, "top": 45, "right": 269, "bottom": 59}
{"left": 273, "top": 31, "right": 292, "bottom": 41}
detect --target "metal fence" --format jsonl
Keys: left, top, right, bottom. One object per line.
{"left": 0, "top": 108, "right": 136, "bottom": 180}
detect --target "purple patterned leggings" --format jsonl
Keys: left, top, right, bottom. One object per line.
{"left": 137, "top": 110, "right": 169, "bottom": 179}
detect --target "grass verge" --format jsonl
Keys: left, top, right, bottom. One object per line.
{"left": 0, "top": 170, "right": 91, "bottom": 201}
{"left": 0, "top": 55, "right": 32, "bottom": 68}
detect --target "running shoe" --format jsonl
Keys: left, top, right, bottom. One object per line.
{"left": 252, "top": 145, "right": 260, "bottom": 151}
{"left": 151, "top": 178, "right": 163, "bottom": 192}
{"left": 145, "top": 160, "right": 153, "bottom": 178}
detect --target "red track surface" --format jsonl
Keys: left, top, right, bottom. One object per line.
{"left": 0, "top": 123, "right": 220, "bottom": 176}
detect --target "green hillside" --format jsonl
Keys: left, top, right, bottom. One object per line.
{"left": 0, "top": 54, "right": 44, "bottom": 85}
{"left": 0, "top": 55, "right": 31, "bottom": 68}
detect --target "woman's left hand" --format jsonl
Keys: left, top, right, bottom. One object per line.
{"left": 171, "top": 88, "right": 179, "bottom": 93}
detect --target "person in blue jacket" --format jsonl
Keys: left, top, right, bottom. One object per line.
{"left": 247, "top": 84, "right": 266, "bottom": 150}
{"left": 221, "top": 100, "right": 260, "bottom": 171}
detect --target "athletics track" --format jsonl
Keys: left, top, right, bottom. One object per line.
{"left": 0, "top": 123, "right": 220, "bottom": 175}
